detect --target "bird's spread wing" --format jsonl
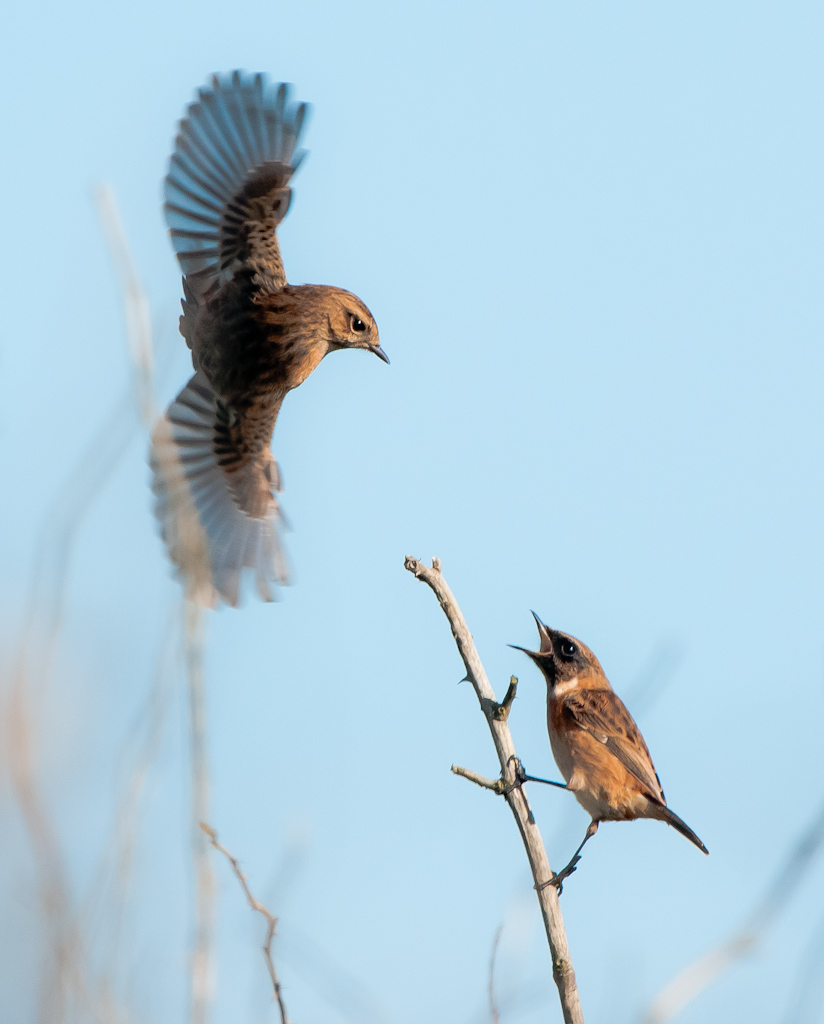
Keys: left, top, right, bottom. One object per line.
{"left": 164, "top": 71, "right": 308, "bottom": 301}
{"left": 563, "top": 689, "right": 666, "bottom": 803}
{"left": 150, "top": 371, "right": 288, "bottom": 607}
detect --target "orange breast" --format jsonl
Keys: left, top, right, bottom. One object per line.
{"left": 547, "top": 698, "right": 650, "bottom": 822}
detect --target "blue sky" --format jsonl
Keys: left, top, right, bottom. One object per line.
{"left": 1, "top": 2, "right": 823, "bottom": 1023}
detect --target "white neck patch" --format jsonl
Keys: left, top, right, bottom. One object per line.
{"left": 553, "top": 676, "right": 578, "bottom": 697}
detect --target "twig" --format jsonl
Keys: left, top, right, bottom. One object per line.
{"left": 642, "top": 796, "right": 824, "bottom": 1023}
{"left": 488, "top": 924, "right": 503, "bottom": 1024}
{"left": 451, "top": 766, "right": 505, "bottom": 793}
{"left": 273, "top": 923, "right": 393, "bottom": 1024}
{"left": 404, "top": 556, "right": 584, "bottom": 1024}
{"left": 200, "top": 824, "right": 290, "bottom": 1024}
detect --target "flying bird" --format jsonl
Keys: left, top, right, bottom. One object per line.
{"left": 151, "top": 72, "right": 388, "bottom": 606}
{"left": 514, "top": 613, "right": 708, "bottom": 889}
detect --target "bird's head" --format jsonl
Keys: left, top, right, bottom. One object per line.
{"left": 322, "top": 288, "right": 388, "bottom": 363}
{"left": 511, "top": 613, "right": 605, "bottom": 690}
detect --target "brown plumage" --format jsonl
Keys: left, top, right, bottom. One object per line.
{"left": 151, "top": 72, "right": 388, "bottom": 607}
{"left": 515, "top": 613, "right": 707, "bottom": 889}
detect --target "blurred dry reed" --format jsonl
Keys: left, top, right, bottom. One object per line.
{"left": 782, "top": 906, "right": 824, "bottom": 1024}
{"left": 99, "top": 185, "right": 219, "bottom": 1023}
{"left": 2, "top": 184, "right": 221, "bottom": 1024}
{"left": 4, "top": 185, "right": 161, "bottom": 1022}
{"left": 488, "top": 924, "right": 503, "bottom": 1024}
{"left": 642, "top": 795, "right": 824, "bottom": 1023}
{"left": 186, "top": 602, "right": 214, "bottom": 1024}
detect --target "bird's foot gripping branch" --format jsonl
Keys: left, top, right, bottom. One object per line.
{"left": 403, "top": 555, "right": 585, "bottom": 1024}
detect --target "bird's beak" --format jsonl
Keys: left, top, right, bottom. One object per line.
{"left": 530, "top": 611, "right": 554, "bottom": 654}
{"left": 369, "top": 344, "right": 390, "bottom": 364}
{"left": 508, "top": 644, "right": 545, "bottom": 664}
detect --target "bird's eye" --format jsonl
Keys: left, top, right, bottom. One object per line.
{"left": 559, "top": 641, "right": 577, "bottom": 659}
{"left": 351, "top": 316, "right": 367, "bottom": 333}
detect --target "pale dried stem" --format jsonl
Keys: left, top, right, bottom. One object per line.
{"left": 643, "top": 796, "right": 824, "bottom": 1023}
{"left": 782, "top": 906, "right": 824, "bottom": 1023}
{"left": 404, "top": 556, "right": 584, "bottom": 1024}
{"left": 4, "top": 185, "right": 158, "bottom": 1024}
{"left": 94, "top": 185, "right": 156, "bottom": 427}
{"left": 98, "top": 185, "right": 217, "bottom": 1021}
{"left": 102, "top": 175, "right": 220, "bottom": 1017}
{"left": 89, "top": 607, "right": 178, "bottom": 998}
{"left": 488, "top": 924, "right": 503, "bottom": 1024}
{"left": 200, "top": 824, "right": 290, "bottom": 1024}
{"left": 186, "top": 603, "right": 214, "bottom": 1024}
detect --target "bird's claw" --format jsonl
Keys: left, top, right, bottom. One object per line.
{"left": 499, "top": 757, "right": 528, "bottom": 796}
{"left": 548, "top": 856, "right": 582, "bottom": 895}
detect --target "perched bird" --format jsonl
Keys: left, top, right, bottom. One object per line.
{"left": 514, "top": 613, "right": 707, "bottom": 888}
{"left": 151, "top": 72, "right": 388, "bottom": 606}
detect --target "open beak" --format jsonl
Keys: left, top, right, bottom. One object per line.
{"left": 507, "top": 611, "right": 554, "bottom": 663}
{"left": 369, "top": 343, "right": 390, "bottom": 364}
{"left": 530, "top": 610, "right": 554, "bottom": 654}
{"left": 507, "top": 644, "right": 544, "bottom": 664}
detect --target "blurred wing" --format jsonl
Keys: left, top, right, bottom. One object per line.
{"left": 150, "top": 371, "right": 289, "bottom": 607}
{"left": 563, "top": 689, "right": 666, "bottom": 803}
{"left": 164, "top": 71, "right": 308, "bottom": 299}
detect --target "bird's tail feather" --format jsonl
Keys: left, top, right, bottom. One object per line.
{"left": 164, "top": 71, "right": 308, "bottom": 292}
{"left": 150, "top": 372, "right": 288, "bottom": 607}
{"left": 657, "top": 804, "right": 709, "bottom": 855}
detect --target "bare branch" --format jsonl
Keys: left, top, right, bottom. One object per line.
{"left": 404, "top": 556, "right": 584, "bottom": 1024}
{"left": 201, "top": 824, "right": 290, "bottom": 1024}
{"left": 643, "top": 796, "right": 824, "bottom": 1023}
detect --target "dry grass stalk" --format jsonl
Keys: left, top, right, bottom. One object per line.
{"left": 98, "top": 183, "right": 219, "bottom": 1018}
{"left": 404, "top": 556, "right": 584, "bottom": 1024}
{"left": 200, "top": 823, "right": 290, "bottom": 1024}
{"left": 98, "top": 184, "right": 218, "bottom": 1022}
{"left": 94, "top": 185, "right": 156, "bottom": 427}
{"left": 643, "top": 796, "right": 824, "bottom": 1023}
{"left": 782, "top": 907, "right": 824, "bottom": 1024}
{"left": 2, "top": 184, "right": 164, "bottom": 1023}
{"left": 488, "top": 924, "right": 503, "bottom": 1024}
{"left": 187, "top": 604, "right": 214, "bottom": 1024}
